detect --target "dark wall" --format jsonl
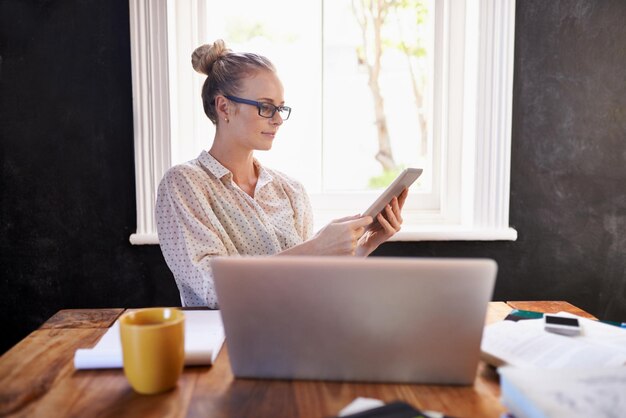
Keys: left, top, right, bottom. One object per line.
{"left": 0, "top": 0, "right": 179, "bottom": 354}
{"left": 1, "top": 0, "right": 625, "bottom": 354}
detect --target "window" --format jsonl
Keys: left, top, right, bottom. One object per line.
{"left": 128, "top": 0, "right": 517, "bottom": 245}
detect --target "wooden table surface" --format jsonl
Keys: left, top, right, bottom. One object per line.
{"left": 0, "top": 301, "right": 594, "bottom": 418}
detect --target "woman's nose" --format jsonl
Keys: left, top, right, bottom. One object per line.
{"left": 270, "top": 113, "right": 283, "bottom": 126}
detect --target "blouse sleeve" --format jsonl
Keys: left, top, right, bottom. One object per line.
{"left": 155, "top": 166, "right": 227, "bottom": 308}
{"left": 297, "top": 182, "right": 315, "bottom": 241}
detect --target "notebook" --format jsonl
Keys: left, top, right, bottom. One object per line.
{"left": 74, "top": 310, "right": 224, "bottom": 369}
{"left": 212, "top": 256, "right": 497, "bottom": 384}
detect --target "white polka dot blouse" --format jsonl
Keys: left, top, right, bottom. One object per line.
{"left": 155, "top": 150, "right": 314, "bottom": 308}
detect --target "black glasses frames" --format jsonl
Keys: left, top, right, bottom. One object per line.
{"left": 224, "top": 95, "right": 291, "bottom": 120}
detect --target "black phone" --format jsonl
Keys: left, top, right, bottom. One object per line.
{"left": 544, "top": 315, "right": 581, "bottom": 336}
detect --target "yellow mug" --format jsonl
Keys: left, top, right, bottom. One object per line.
{"left": 119, "top": 307, "right": 185, "bottom": 394}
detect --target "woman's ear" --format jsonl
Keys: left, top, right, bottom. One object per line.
{"left": 215, "top": 95, "right": 230, "bottom": 122}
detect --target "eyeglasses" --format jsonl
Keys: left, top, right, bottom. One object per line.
{"left": 224, "top": 95, "right": 291, "bottom": 120}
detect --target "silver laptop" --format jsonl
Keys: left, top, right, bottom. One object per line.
{"left": 212, "top": 256, "right": 497, "bottom": 385}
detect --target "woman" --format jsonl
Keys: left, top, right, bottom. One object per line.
{"left": 156, "top": 40, "right": 407, "bottom": 307}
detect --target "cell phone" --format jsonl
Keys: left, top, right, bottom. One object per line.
{"left": 363, "top": 168, "right": 423, "bottom": 218}
{"left": 544, "top": 315, "right": 581, "bottom": 336}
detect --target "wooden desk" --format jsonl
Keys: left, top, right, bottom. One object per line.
{"left": 0, "top": 301, "right": 593, "bottom": 418}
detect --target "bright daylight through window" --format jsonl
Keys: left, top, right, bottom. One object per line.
{"left": 128, "top": 0, "right": 518, "bottom": 244}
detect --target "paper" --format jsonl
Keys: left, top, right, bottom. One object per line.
{"left": 338, "top": 398, "right": 385, "bottom": 416}
{"left": 499, "top": 366, "right": 626, "bottom": 418}
{"left": 74, "top": 310, "right": 224, "bottom": 370}
{"left": 481, "top": 312, "right": 626, "bottom": 368}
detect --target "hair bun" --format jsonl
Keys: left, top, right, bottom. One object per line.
{"left": 191, "top": 39, "right": 230, "bottom": 75}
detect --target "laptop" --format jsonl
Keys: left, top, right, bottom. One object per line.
{"left": 212, "top": 256, "right": 497, "bottom": 385}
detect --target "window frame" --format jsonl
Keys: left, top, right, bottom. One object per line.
{"left": 128, "top": 0, "right": 517, "bottom": 245}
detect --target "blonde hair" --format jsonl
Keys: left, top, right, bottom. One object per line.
{"left": 191, "top": 39, "right": 276, "bottom": 124}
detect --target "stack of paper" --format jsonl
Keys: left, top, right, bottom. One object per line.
{"left": 481, "top": 312, "right": 626, "bottom": 418}
{"left": 74, "top": 310, "right": 225, "bottom": 369}
{"left": 481, "top": 312, "right": 626, "bottom": 368}
{"left": 499, "top": 366, "right": 626, "bottom": 418}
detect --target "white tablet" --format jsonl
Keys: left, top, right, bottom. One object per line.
{"left": 363, "top": 168, "right": 423, "bottom": 218}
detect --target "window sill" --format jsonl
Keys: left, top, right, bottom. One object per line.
{"left": 129, "top": 233, "right": 159, "bottom": 245}
{"left": 129, "top": 227, "right": 517, "bottom": 245}
{"left": 388, "top": 226, "right": 517, "bottom": 242}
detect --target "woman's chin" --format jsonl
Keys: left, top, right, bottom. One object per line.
{"left": 257, "top": 139, "right": 274, "bottom": 151}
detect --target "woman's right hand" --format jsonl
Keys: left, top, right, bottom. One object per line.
{"left": 309, "top": 215, "right": 373, "bottom": 256}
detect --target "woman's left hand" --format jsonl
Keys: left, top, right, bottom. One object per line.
{"left": 356, "top": 188, "right": 408, "bottom": 256}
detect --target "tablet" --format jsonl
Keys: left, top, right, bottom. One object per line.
{"left": 363, "top": 168, "right": 422, "bottom": 218}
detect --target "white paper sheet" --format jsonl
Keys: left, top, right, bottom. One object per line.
{"left": 499, "top": 366, "right": 626, "bottom": 418}
{"left": 74, "top": 310, "right": 224, "bottom": 370}
{"left": 481, "top": 312, "right": 626, "bottom": 368}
